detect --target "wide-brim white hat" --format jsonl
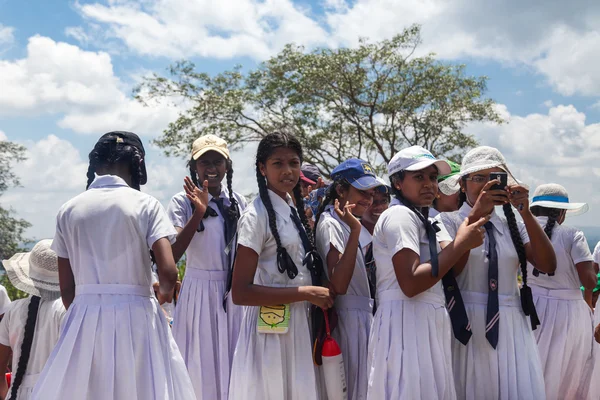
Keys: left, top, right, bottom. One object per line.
{"left": 439, "top": 146, "right": 525, "bottom": 196}
{"left": 2, "top": 239, "right": 61, "bottom": 301}
{"left": 530, "top": 183, "right": 588, "bottom": 217}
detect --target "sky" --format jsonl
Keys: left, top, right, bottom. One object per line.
{"left": 2, "top": 0, "right": 600, "bottom": 241}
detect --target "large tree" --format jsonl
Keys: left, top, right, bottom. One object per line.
{"left": 0, "top": 140, "right": 31, "bottom": 261}
{"left": 136, "top": 25, "right": 502, "bottom": 175}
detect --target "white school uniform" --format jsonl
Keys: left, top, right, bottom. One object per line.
{"left": 32, "top": 175, "right": 195, "bottom": 400}
{"left": 437, "top": 203, "right": 545, "bottom": 400}
{"left": 585, "top": 242, "right": 600, "bottom": 400}
{"left": 0, "top": 285, "right": 12, "bottom": 315}
{"left": 526, "top": 217, "right": 594, "bottom": 400}
{"left": 316, "top": 207, "right": 374, "bottom": 400}
{"left": 228, "top": 189, "right": 319, "bottom": 400}
{"left": 367, "top": 203, "right": 456, "bottom": 400}
{"left": 168, "top": 187, "right": 247, "bottom": 400}
{"left": 0, "top": 297, "right": 65, "bottom": 400}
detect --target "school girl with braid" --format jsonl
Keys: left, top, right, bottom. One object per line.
{"left": 0, "top": 240, "right": 65, "bottom": 400}
{"left": 32, "top": 131, "right": 195, "bottom": 400}
{"left": 525, "top": 184, "right": 596, "bottom": 399}
{"left": 367, "top": 146, "right": 488, "bottom": 400}
{"left": 313, "top": 159, "right": 384, "bottom": 400}
{"left": 166, "top": 134, "right": 247, "bottom": 400}
{"left": 229, "top": 132, "right": 334, "bottom": 400}
{"left": 436, "top": 146, "right": 556, "bottom": 400}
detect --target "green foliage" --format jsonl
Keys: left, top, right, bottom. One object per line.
{"left": 0, "top": 140, "right": 31, "bottom": 261}
{"left": 136, "top": 25, "right": 502, "bottom": 175}
{"left": 0, "top": 274, "right": 27, "bottom": 301}
{"left": 177, "top": 258, "right": 186, "bottom": 282}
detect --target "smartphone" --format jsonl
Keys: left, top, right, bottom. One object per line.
{"left": 489, "top": 172, "right": 508, "bottom": 190}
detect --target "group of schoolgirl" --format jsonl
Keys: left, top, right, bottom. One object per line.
{"left": 0, "top": 128, "right": 598, "bottom": 400}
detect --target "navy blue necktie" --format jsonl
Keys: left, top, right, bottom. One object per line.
{"left": 425, "top": 219, "right": 472, "bottom": 345}
{"left": 484, "top": 222, "right": 500, "bottom": 349}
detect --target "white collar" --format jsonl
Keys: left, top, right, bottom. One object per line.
{"left": 458, "top": 202, "right": 504, "bottom": 235}
{"left": 88, "top": 174, "right": 130, "bottom": 189}
{"left": 208, "top": 185, "right": 231, "bottom": 205}
{"left": 267, "top": 189, "right": 295, "bottom": 222}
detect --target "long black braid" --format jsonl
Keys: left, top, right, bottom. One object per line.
{"left": 226, "top": 160, "right": 240, "bottom": 220}
{"left": 503, "top": 203, "right": 540, "bottom": 328}
{"left": 9, "top": 296, "right": 41, "bottom": 400}
{"left": 530, "top": 206, "right": 560, "bottom": 277}
{"left": 86, "top": 134, "right": 144, "bottom": 190}
{"left": 313, "top": 178, "right": 351, "bottom": 232}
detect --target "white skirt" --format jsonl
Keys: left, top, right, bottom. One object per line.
{"left": 31, "top": 284, "right": 195, "bottom": 400}
{"left": 585, "top": 307, "right": 600, "bottom": 400}
{"left": 452, "top": 291, "right": 546, "bottom": 400}
{"left": 532, "top": 287, "right": 595, "bottom": 400}
{"left": 172, "top": 268, "right": 244, "bottom": 400}
{"left": 367, "top": 289, "right": 456, "bottom": 400}
{"left": 330, "top": 295, "right": 373, "bottom": 400}
{"left": 229, "top": 301, "right": 320, "bottom": 400}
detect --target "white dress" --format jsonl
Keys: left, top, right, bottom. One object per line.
{"left": 527, "top": 217, "right": 594, "bottom": 400}
{"left": 229, "top": 190, "right": 320, "bottom": 400}
{"left": 585, "top": 243, "right": 600, "bottom": 400}
{"left": 32, "top": 175, "right": 195, "bottom": 400}
{"left": 438, "top": 204, "right": 545, "bottom": 400}
{"left": 168, "top": 188, "right": 247, "bottom": 400}
{"left": 367, "top": 203, "right": 456, "bottom": 400}
{"left": 0, "top": 297, "right": 65, "bottom": 400}
{"left": 316, "top": 207, "right": 374, "bottom": 400}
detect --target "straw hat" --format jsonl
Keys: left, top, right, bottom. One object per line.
{"left": 2, "top": 239, "right": 61, "bottom": 301}
{"left": 530, "top": 183, "right": 588, "bottom": 216}
{"left": 439, "top": 146, "right": 524, "bottom": 196}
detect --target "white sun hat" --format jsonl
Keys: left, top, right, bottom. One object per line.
{"left": 530, "top": 183, "right": 588, "bottom": 216}
{"left": 2, "top": 239, "right": 61, "bottom": 301}
{"left": 438, "top": 146, "right": 524, "bottom": 196}
{"left": 387, "top": 146, "right": 451, "bottom": 177}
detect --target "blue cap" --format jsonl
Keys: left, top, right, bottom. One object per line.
{"left": 331, "top": 158, "right": 382, "bottom": 190}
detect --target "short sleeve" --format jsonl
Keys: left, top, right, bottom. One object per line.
{"left": 382, "top": 207, "right": 422, "bottom": 256}
{"left": 146, "top": 198, "right": 178, "bottom": 248}
{"left": 518, "top": 220, "right": 530, "bottom": 245}
{"left": 167, "top": 192, "right": 191, "bottom": 229}
{"left": 236, "top": 193, "right": 249, "bottom": 212}
{"left": 0, "top": 286, "right": 11, "bottom": 316}
{"left": 593, "top": 243, "right": 600, "bottom": 264}
{"left": 317, "top": 218, "right": 346, "bottom": 256}
{"left": 436, "top": 212, "right": 459, "bottom": 239}
{"left": 51, "top": 206, "right": 69, "bottom": 258}
{"left": 237, "top": 204, "right": 266, "bottom": 256}
{"left": 570, "top": 230, "right": 593, "bottom": 265}
{"left": 0, "top": 307, "right": 9, "bottom": 346}
{"left": 434, "top": 219, "right": 452, "bottom": 243}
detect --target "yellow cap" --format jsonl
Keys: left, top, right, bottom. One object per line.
{"left": 191, "top": 135, "right": 230, "bottom": 160}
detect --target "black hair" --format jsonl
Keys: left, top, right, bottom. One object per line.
{"left": 86, "top": 134, "right": 144, "bottom": 190}
{"left": 255, "top": 132, "right": 321, "bottom": 281}
{"left": 188, "top": 157, "right": 239, "bottom": 220}
{"left": 314, "top": 178, "right": 352, "bottom": 231}
{"left": 9, "top": 296, "right": 41, "bottom": 400}
{"left": 530, "top": 206, "right": 561, "bottom": 240}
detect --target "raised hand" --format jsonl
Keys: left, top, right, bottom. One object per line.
{"left": 184, "top": 176, "right": 209, "bottom": 216}
{"left": 333, "top": 199, "right": 361, "bottom": 232}
{"left": 455, "top": 216, "right": 489, "bottom": 251}
{"left": 469, "top": 179, "right": 508, "bottom": 221}
{"left": 508, "top": 184, "right": 530, "bottom": 214}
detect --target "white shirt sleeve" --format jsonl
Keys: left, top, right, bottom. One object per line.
{"left": 146, "top": 198, "right": 178, "bottom": 248}
{"left": 593, "top": 242, "right": 600, "bottom": 264}
{"left": 51, "top": 206, "right": 69, "bottom": 258}
{"left": 570, "top": 230, "right": 594, "bottom": 265}
{"left": 317, "top": 218, "right": 346, "bottom": 256}
{"left": 382, "top": 207, "right": 422, "bottom": 256}
{"left": 167, "top": 193, "right": 191, "bottom": 229}
{"left": 0, "top": 303, "right": 12, "bottom": 346}
{"left": 518, "top": 220, "right": 531, "bottom": 246}
{"left": 237, "top": 205, "right": 267, "bottom": 256}
{"left": 0, "top": 286, "right": 11, "bottom": 316}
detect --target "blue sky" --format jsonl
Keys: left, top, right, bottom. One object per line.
{"left": 2, "top": 0, "right": 600, "bottom": 240}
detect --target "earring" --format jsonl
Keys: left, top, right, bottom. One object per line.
{"left": 436, "top": 194, "right": 441, "bottom": 199}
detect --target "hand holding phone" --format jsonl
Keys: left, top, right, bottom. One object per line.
{"left": 489, "top": 172, "right": 508, "bottom": 190}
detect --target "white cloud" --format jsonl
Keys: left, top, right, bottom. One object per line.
{"left": 0, "top": 35, "right": 182, "bottom": 135}
{"left": 65, "top": 26, "right": 91, "bottom": 45}
{"left": 591, "top": 101, "right": 600, "bottom": 110}
{"left": 543, "top": 100, "right": 554, "bottom": 108}
{"left": 75, "top": 0, "right": 331, "bottom": 60}
{"left": 74, "top": 0, "right": 600, "bottom": 96}
{"left": 0, "top": 131, "right": 6, "bottom": 141}
{"left": 0, "top": 25, "right": 14, "bottom": 50}
{"left": 467, "top": 103, "right": 600, "bottom": 225}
